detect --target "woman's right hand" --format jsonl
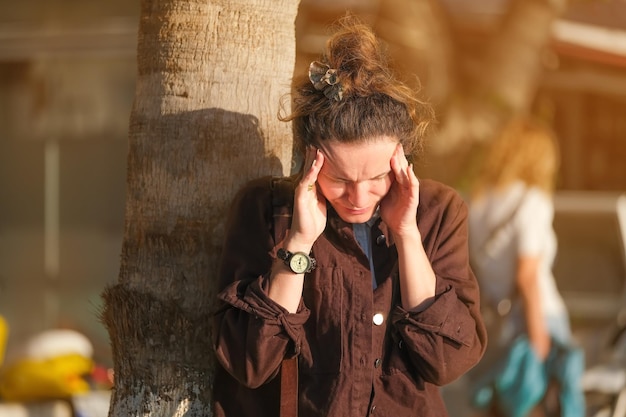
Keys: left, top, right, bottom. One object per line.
{"left": 268, "top": 148, "right": 326, "bottom": 312}
{"left": 285, "top": 147, "right": 327, "bottom": 252}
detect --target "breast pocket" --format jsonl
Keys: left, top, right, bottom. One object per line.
{"left": 301, "top": 266, "right": 343, "bottom": 373}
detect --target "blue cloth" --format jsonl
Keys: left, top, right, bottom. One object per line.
{"left": 548, "top": 339, "right": 586, "bottom": 417}
{"left": 470, "top": 334, "right": 585, "bottom": 417}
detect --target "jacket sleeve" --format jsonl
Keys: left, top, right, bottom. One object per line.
{"left": 213, "top": 178, "right": 310, "bottom": 389}
{"left": 390, "top": 183, "right": 487, "bottom": 386}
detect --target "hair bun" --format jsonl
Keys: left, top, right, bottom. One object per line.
{"left": 324, "top": 17, "right": 389, "bottom": 98}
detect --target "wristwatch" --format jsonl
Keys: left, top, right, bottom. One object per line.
{"left": 277, "top": 248, "right": 317, "bottom": 274}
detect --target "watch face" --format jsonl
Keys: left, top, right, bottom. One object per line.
{"left": 289, "top": 253, "right": 310, "bottom": 274}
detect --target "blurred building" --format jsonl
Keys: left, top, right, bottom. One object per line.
{"left": 0, "top": 0, "right": 138, "bottom": 364}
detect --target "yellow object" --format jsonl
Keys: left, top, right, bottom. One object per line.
{"left": 0, "top": 353, "right": 93, "bottom": 402}
{"left": 0, "top": 316, "right": 7, "bottom": 367}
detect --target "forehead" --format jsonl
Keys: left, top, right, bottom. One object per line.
{"left": 320, "top": 137, "right": 398, "bottom": 180}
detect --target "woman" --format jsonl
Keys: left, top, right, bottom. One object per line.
{"left": 468, "top": 118, "right": 583, "bottom": 416}
{"left": 213, "top": 18, "right": 486, "bottom": 417}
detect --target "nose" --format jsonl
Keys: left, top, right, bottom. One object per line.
{"left": 347, "top": 182, "right": 369, "bottom": 208}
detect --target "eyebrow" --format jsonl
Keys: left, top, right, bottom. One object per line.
{"left": 323, "top": 170, "right": 391, "bottom": 182}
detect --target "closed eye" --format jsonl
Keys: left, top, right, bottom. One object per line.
{"left": 370, "top": 171, "right": 391, "bottom": 182}
{"left": 321, "top": 171, "right": 390, "bottom": 184}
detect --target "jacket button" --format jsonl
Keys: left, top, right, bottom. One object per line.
{"left": 376, "top": 235, "right": 386, "bottom": 245}
{"left": 374, "top": 358, "right": 381, "bottom": 368}
{"left": 372, "top": 313, "right": 384, "bottom": 325}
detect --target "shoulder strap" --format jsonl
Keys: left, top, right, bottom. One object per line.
{"left": 480, "top": 189, "right": 528, "bottom": 258}
{"left": 270, "top": 176, "right": 299, "bottom": 417}
{"left": 270, "top": 176, "right": 294, "bottom": 245}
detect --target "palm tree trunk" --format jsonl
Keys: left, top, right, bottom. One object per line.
{"left": 102, "top": 0, "right": 299, "bottom": 415}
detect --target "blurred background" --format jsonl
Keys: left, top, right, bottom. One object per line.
{"left": 0, "top": 0, "right": 625, "bottom": 414}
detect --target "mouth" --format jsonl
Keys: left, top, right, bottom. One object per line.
{"left": 344, "top": 206, "right": 370, "bottom": 215}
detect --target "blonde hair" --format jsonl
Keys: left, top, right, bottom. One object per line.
{"left": 280, "top": 16, "right": 434, "bottom": 162}
{"left": 472, "top": 118, "right": 560, "bottom": 197}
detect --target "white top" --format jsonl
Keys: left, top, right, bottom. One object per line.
{"left": 468, "top": 181, "right": 567, "bottom": 322}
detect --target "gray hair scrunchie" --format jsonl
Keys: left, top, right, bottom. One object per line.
{"left": 309, "top": 61, "right": 343, "bottom": 101}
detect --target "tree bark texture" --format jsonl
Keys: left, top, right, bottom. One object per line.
{"left": 101, "top": 0, "right": 300, "bottom": 415}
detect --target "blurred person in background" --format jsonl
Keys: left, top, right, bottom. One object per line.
{"left": 467, "top": 117, "right": 584, "bottom": 417}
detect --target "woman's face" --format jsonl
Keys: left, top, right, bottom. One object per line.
{"left": 317, "top": 137, "right": 398, "bottom": 223}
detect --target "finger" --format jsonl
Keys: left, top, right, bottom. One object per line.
{"left": 301, "top": 149, "right": 323, "bottom": 191}
{"left": 407, "top": 163, "right": 419, "bottom": 188}
{"left": 391, "top": 144, "right": 409, "bottom": 186}
{"left": 311, "top": 149, "right": 323, "bottom": 176}
{"left": 390, "top": 144, "right": 402, "bottom": 181}
{"left": 407, "top": 163, "right": 420, "bottom": 208}
{"left": 398, "top": 144, "right": 411, "bottom": 177}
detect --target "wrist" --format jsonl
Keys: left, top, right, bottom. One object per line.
{"left": 393, "top": 226, "right": 421, "bottom": 248}
{"left": 282, "top": 233, "right": 314, "bottom": 255}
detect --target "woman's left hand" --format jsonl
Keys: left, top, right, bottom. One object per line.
{"left": 379, "top": 144, "right": 420, "bottom": 237}
{"left": 381, "top": 144, "right": 435, "bottom": 312}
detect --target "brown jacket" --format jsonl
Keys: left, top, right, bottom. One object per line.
{"left": 213, "top": 176, "right": 486, "bottom": 417}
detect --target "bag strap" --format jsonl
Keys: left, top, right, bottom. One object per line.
{"left": 270, "top": 176, "right": 299, "bottom": 417}
{"left": 473, "top": 189, "right": 528, "bottom": 317}
{"left": 280, "top": 356, "right": 299, "bottom": 417}
{"left": 271, "top": 176, "right": 294, "bottom": 245}
{"left": 479, "top": 189, "right": 527, "bottom": 258}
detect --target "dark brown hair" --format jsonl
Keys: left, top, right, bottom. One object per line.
{"left": 280, "top": 17, "right": 434, "bottom": 161}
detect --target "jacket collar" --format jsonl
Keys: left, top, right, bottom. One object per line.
{"left": 326, "top": 205, "right": 394, "bottom": 248}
